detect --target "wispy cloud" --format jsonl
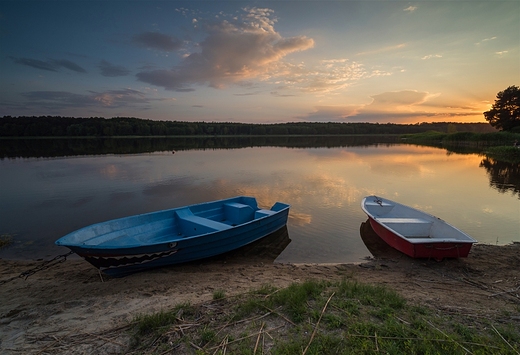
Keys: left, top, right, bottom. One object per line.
{"left": 299, "top": 90, "right": 454, "bottom": 123}
{"left": 475, "top": 36, "right": 497, "bottom": 45}
{"left": 20, "top": 89, "right": 159, "bottom": 110}
{"left": 421, "top": 54, "right": 442, "bottom": 60}
{"left": 53, "top": 60, "right": 87, "bottom": 73}
{"left": 10, "top": 57, "right": 86, "bottom": 73}
{"left": 10, "top": 57, "right": 57, "bottom": 71}
{"left": 297, "top": 105, "right": 359, "bottom": 122}
{"left": 367, "top": 90, "right": 431, "bottom": 108}
{"left": 98, "top": 60, "right": 131, "bottom": 77}
{"left": 356, "top": 43, "right": 406, "bottom": 56}
{"left": 282, "top": 59, "right": 369, "bottom": 93}
{"left": 404, "top": 6, "right": 418, "bottom": 13}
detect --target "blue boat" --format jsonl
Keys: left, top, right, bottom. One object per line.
{"left": 55, "top": 196, "right": 290, "bottom": 277}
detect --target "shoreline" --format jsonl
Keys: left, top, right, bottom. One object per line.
{"left": 1, "top": 242, "right": 520, "bottom": 354}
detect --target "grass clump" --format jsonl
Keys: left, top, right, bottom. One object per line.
{"left": 0, "top": 234, "right": 13, "bottom": 249}
{"left": 485, "top": 146, "right": 520, "bottom": 163}
{"left": 212, "top": 289, "right": 226, "bottom": 300}
{"left": 128, "top": 279, "right": 519, "bottom": 354}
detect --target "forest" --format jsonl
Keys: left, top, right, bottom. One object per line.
{"left": 0, "top": 116, "right": 495, "bottom": 137}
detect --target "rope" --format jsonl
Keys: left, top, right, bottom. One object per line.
{"left": 0, "top": 251, "right": 74, "bottom": 286}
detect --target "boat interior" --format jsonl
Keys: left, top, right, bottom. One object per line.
{"left": 175, "top": 202, "right": 276, "bottom": 237}
{"left": 376, "top": 217, "right": 433, "bottom": 239}
{"left": 64, "top": 198, "right": 287, "bottom": 246}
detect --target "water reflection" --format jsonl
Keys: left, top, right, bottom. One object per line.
{"left": 479, "top": 157, "right": 520, "bottom": 199}
{"left": 0, "top": 136, "right": 400, "bottom": 159}
{"left": 359, "top": 220, "right": 403, "bottom": 259}
{"left": 213, "top": 226, "right": 291, "bottom": 263}
{"left": 1, "top": 142, "right": 519, "bottom": 262}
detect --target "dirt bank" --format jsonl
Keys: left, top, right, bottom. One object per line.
{"left": 1, "top": 236, "right": 519, "bottom": 354}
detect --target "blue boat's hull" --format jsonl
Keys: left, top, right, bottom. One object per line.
{"left": 55, "top": 196, "right": 290, "bottom": 277}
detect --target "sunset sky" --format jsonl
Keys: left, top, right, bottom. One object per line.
{"left": 1, "top": 1, "right": 518, "bottom": 124}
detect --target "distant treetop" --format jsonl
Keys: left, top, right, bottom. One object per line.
{"left": 0, "top": 116, "right": 496, "bottom": 137}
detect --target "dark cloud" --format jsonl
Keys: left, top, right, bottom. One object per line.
{"left": 10, "top": 57, "right": 57, "bottom": 71}
{"left": 52, "top": 59, "right": 87, "bottom": 73}
{"left": 98, "top": 60, "right": 131, "bottom": 77}
{"left": 20, "top": 89, "right": 156, "bottom": 110}
{"left": 10, "top": 56, "right": 86, "bottom": 73}
{"left": 133, "top": 32, "right": 183, "bottom": 52}
{"left": 136, "top": 69, "right": 195, "bottom": 92}
{"left": 21, "top": 91, "right": 98, "bottom": 108}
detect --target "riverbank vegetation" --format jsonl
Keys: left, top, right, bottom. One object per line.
{"left": 485, "top": 146, "right": 520, "bottom": 164}
{"left": 0, "top": 234, "right": 13, "bottom": 250}
{"left": 401, "top": 131, "right": 520, "bottom": 147}
{"left": 0, "top": 116, "right": 495, "bottom": 137}
{"left": 400, "top": 131, "right": 520, "bottom": 162}
{"left": 128, "top": 279, "right": 519, "bottom": 354}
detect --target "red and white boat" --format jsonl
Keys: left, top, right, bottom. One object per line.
{"left": 361, "top": 196, "right": 477, "bottom": 260}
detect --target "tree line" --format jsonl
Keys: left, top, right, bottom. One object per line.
{"left": 0, "top": 116, "right": 496, "bottom": 137}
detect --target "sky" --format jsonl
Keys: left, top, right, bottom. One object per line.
{"left": 1, "top": 0, "right": 518, "bottom": 124}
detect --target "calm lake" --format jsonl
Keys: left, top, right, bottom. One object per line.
{"left": 1, "top": 137, "right": 519, "bottom": 263}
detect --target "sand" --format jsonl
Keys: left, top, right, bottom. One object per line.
{"left": 1, "top": 237, "right": 519, "bottom": 354}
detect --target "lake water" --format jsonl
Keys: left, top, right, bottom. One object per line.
{"left": 1, "top": 137, "right": 518, "bottom": 263}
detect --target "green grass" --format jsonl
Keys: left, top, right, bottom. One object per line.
{"left": 212, "top": 289, "right": 226, "bottom": 300}
{"left": 127, "top": 279, "right": 519, "bottom": 354}
{"left": 484, "top": 146, "right": 520, "bottom": 163}
{"left": 0, "top": 234, "right": 13, "bottom": 249}
{"left": 401, "top": 130, "right": 520, "bottom": 147}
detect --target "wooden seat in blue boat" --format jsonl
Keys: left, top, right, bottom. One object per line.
{"left": 223, "top": 202, "right": 254, "bottom": 224}
{"left": 255, "top": 209, "right": 276, "bottom": 218}
{"left": 176, "top": 208, "right": 231, "bottom": 237}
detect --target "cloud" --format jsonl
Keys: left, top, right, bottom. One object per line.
{"left": 421, "top": 54, "right": 442, "bottom": 60}
{"left": 475, "top": 36, "right": 497, "bottom": 45}
{"left": 270, "top": 91, "right": 296, "bottom": 97}
{"left": 10, "top": 57, "right": 57, "bottom": 71}
{"left": 136, "top": 7, "right": 314, "bottom": 91}
{"left": 266, "top": 59, "right": 371, "bottom": 95}
{"left": 345, "top": 91, "right": 480, "bottom": 123}
{"left": 367, "top": 90, "right": 431, "bottom": 108}
{"left": 133, "top": 31, "right": 183, "bottom": 52}
{"left": 356, "top": 43, "right": 406, "bottom": 56}
{"left": 98, "top": 60, "right": 131, "bottom": 77}
{"left": 53, "top": 59, "right": 87, "bottom": 73}
{"left": 233, "top": 92, "right": 261, "bottom": 96}
{"left": 404, "top": 6, "right": 417, "bottom": 12}
{"left": 297, "top": 106, "right": 359, "bottom": 122}
{"left": 10, "top": 57, "right": 86, "bottom": 73}
{"left": 299, "top": 91, "right": 453, "bottom": 123}
{"left": 20, "top": 88, "right": 158, "bottom": 110}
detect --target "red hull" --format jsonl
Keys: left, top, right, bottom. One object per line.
{"left": 368, "top": 218, "right": 473, "bottom": 260}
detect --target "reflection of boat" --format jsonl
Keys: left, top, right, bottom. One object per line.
{"left": 213, "top": 225, "right": 291, "bottom": 262}
{"left": 361, "top": 196, "right": 477, "bottom": 260}
{"left": 359, "top": 220, "right": 402, "bottom": 259}
{"left": 56, "top": 196, "right": 290, "bottom": 277}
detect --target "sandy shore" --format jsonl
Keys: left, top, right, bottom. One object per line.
{"left": 1, "top": 238, "right": 519, "bottom": 354}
